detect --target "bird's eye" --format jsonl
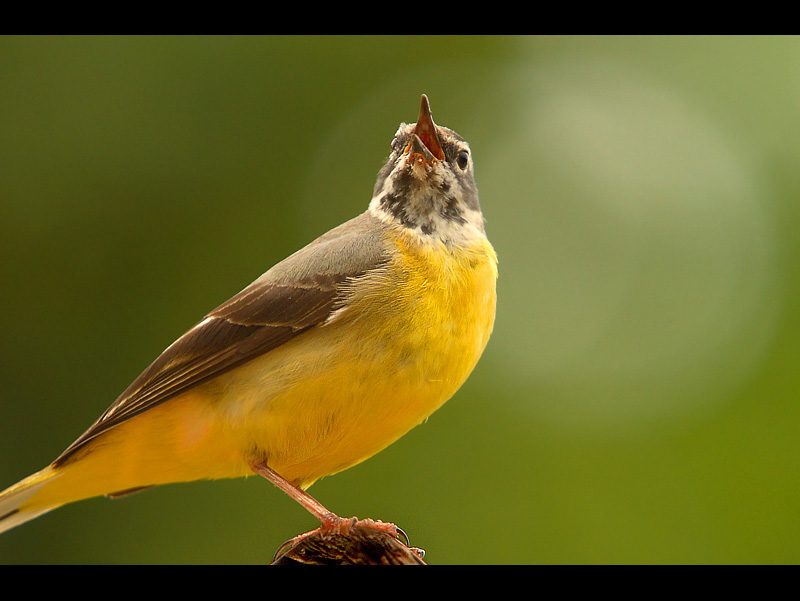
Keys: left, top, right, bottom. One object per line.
{"left": 456, "top": 149, "right": 469, "bottom": 170}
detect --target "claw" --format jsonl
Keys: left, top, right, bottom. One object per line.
{"left": 272, "top": 536, "right": 299, "bottom": 563}
{"left": 394, "top": 525, "right": 410, "bottom": 547}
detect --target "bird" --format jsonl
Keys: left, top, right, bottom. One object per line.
{"left": 0, "top": 94, "right": 498, "bottom": 547}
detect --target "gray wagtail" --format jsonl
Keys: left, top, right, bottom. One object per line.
{"left": 0, "top": 95, "right": 498, "bottom": 545}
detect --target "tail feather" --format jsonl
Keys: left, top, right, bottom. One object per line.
{"left": 0, "top": 466, "right": 61, "bottom": 534}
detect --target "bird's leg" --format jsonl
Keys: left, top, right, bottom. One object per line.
{"left": 250, "top": 462, "right": 339, "bottom": 525}
{"left": 250, "top": 461, "right": 406, "bottom": 541}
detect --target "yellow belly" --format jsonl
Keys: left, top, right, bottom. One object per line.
{"left": 214, "top": 229, "right": 498, "bottom": 488}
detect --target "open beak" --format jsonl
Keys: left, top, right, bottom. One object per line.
{"left": 407, "top": 94, "right": 445, "bottom": 164}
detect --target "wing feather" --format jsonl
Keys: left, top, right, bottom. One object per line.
{"left": 55, "top": 213, "right": 391, "bottom": 464}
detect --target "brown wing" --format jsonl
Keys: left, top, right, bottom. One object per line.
{"left": 55, "top": 212, "right": 391, "bottom": 464}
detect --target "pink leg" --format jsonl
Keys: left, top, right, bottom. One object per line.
{"left": 250, "top": 461, "right": 404, "bottom": 540}
{"left": 250, "top": 462, "right": 337, "bottom": 523}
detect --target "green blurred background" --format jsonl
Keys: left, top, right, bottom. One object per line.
{"left": 1, "top": 35, "right": 799, "bottom": 564}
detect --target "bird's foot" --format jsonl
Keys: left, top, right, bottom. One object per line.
{"left": 272, "top": 514, "right": 424, "bottom": 564}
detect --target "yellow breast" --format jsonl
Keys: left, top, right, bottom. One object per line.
{"left": 226, "top": 228, "right": 498, "bottom": 488}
